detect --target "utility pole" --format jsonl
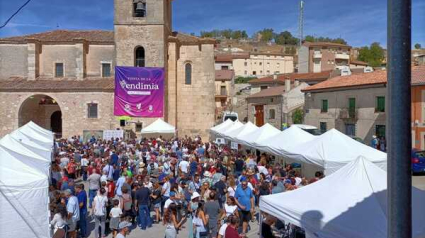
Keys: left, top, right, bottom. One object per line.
{"left": 298, "top": 0, "right": 304, "bottom": 46}
{"left": 387, "top": 0, "right": 412, "bottom": 237}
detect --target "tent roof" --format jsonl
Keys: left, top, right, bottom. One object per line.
{"left": 210, "top": 119, "right": 234, "bottom": 133}
{"left": 26, "top": 121, "right": 54, "bottom": 140}
{"left": 141, "top": 119, "right": 176, "bottom": 134}
{"left": 234, "top": 122, "right": 259, "bottom": 143}
{"left": 260, "top": 157, "right": 425, "bottom": 238}
{"left": 219, "top": 121, "right": 244, "bottom": 138}
{"left": 255, "top": 125, "right": 316, "bottom": 155}
{"left": 240, "top": 123, "right": 281, "bottom": 147}
{"left": 14, "top": 126, "right": 53, "bottom": 149}
{"left": 285, "top": 129, "right": 387, "bottom": 173}
{"left": 0, "top": 134, "right": 51, "bottom": 176}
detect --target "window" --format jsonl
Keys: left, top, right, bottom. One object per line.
{"left": 267, "top": 70, "right": 270, "bottom": 74}
{"left": 220, "top": 86, "right": 226, "bottom": 96}
{"left": 133, "top": 0, "right": 146, "bottom": 17}
{"left": 376, "top": 125, "right": 386, "bottom": 138}
{"left": 101, "top": 63, "right": 111, "bottom": 77}
{"left": 269, "top": 109, "right": 276, "bottom": 119}
{"left": 244, "top": 62, "right": 248, "bottom": 66}
{"left": 321, "top": 99, "right": 328, "bottom": 113}
{"left": 221, "top": 65, "right": 229, "bottom": 70}
{"left": 55, "top": 63, "right": 64, "bottom": 78}
{"left": 253, "top": 71, "right": 257, "bottom": 75}
{"left": 376, "top": 96, "right": 385, "bottom": 112}
{"left": 260, "top": 70, "right": 263, "bottom": 74}
{"left": 270, "top": 98, "right": 274, "bottom": 103}
{"left": 136, "top": 123, "right": 143, "bottom": 132}
{"left": 320, "top": 122, "right": 327, "bottom": 134}
{"left": 135, "top": 47, "right": 145, "bottom": 67}
{"left": 87, "top": 103, "right": 98, "bottom": 118}
{"left": 244, "top": 70, "right": 248, "bottom": 75}
{"left": 260, "top": 86, "right": 268, "bottom": 90}
{"left": 185, "top": 63, "right": 192, "bottom": 85}
{"left": 345, "top": 124, "right": 356, "bottom": 136}
{"left": 277, "top": 63, "right": 280, "bottom": 66}
{"left": 259, "top": 62, "right": 262, "bottom": 66}
{"left": 348, "top": 98, "right": 356, "bottom": 118}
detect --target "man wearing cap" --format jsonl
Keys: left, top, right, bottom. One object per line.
{"left": 116, "top": 221, "right": 132, "bottom": 238}
{"left": 64, "top": 189, "right": 80, "bottom": 238}
{"left": 234, "top": 177, "right": 254, "bottom": 235}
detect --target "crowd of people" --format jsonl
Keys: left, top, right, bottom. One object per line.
{"left": 49, "top": 134, "right": 324, "bottom": 238}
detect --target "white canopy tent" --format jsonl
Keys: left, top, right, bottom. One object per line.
{"left": 254, "top": 126, "right": 316, "bottom": 155}
{"left": 285, "top": 129, "right": 387, "bottom": 175}
{"left": 233, "top": 122, "right": 259, "bottom": 144}
{"left": 13, "top": 126, "right": 54, "bottom": 150}
{"left": 239, "top": 123, "right": 281, "bottom": 148}
{"left": 0, "top": 146, "right": 50, "bottom": 238}
{"left": 260, "top": 157, "right": 425, "bottom": 238}
{"left": 219, "top": 120, "right": 244, "bottom": 139}
{"left": 210, "top": 119, "right": 234, "bottom": 135}
{"left": 0, "top": 134, "right": 51, "bottom": 176}
{"left": 26, "top": 121, "right": 54, "bottom": 141}
{"left": 222, "top": 121, "right": 257, "bottom": 142}
{"left": 9, "top": 133, "right": 52, "bottom": 161}
{"left": 141, "top": 119, "right": 176, "bottom": 139}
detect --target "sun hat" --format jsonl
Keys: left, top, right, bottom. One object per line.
{"left": 191, "top": 192, "right": 200, "bottom": 200}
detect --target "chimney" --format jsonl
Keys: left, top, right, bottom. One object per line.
{"left": 285, "top": 79, "right": 291, "bottom": 92}
{"left": 294, "top": 80, "right": 300, "bottom": 87}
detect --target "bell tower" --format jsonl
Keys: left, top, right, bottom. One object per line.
{"left": 114, "top": 0, "right": 172, "bottom": 68}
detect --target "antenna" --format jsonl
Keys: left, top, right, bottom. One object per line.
{"left": 298, "top": 0, "right": 304, "bottom": 46}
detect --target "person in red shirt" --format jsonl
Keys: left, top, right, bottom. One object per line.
{"left": 225, "top": 216, "right": 244, "bottom": 238}
{"left": 67, "top": 159, "right": 77, "bottom": 179}
{"left": 107, "top": 177, "right": 116, "bottom": 199}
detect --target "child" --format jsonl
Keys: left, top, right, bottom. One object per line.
{"left": 109, "top": 199, "right": 123, "bottom": 238}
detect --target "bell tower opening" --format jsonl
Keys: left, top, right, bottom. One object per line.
{"left": 133, "top": 0, "right": 146, "bottom": 17}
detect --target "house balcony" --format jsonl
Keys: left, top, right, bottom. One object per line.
{"left": 313, "top": 52, "right": 322, "bottom": 58}
{"left": 335, "top": 53, "right": 350, "bottom": 60}
{"left": 339, "top": 108, "right": 358, "bottom": 119}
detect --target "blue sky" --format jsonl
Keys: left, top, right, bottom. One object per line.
{"left": 0, "top": 0, "right": 423, "bottom": 47}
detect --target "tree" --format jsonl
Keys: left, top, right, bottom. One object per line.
{"left": 200, "top": 31, "right": 213, "bottom": 38}
{"left": 415, "top": 43, "right": 422, "bottom": 49}
{"left": 274, "top": 31, "right": 298, "bottom": 45}
{"left": 292, "top": 108, "right": 304, "bottom": 124}
{"left": 257, "top": 28, "right": 274, "bottom": 42}
{"left": 303, "top": 35, "right": 347, "bottom": 45}
{"left": 358, "top": 42, "right": 385, "bottom": 67}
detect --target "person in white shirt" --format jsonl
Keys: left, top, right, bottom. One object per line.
{"left": 81, "top": 156, "right": 89, "bottom": 181}
{"left": 64, "top": 189, "right": 79, "bottom": 238}
{"left": 93, "top": 188, "right": 108, "bottom": 238}
{"left": 109, "top": 199, "right": 123, "bottom": 237}
{"left": 178, "top": 158, "right": 189, "bottom": 174}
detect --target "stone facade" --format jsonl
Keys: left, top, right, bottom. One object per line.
{"left": 0, "top": 0, "right": 216, "bottom": 140}
{"left": 303, "top": 86, "right": 387, "bottom": 143}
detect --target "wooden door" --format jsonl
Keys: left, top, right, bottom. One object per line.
{"left": 255, "top": 105, "right": 264, "bottom": 127}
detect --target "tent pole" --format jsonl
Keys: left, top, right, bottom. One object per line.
{"left": 387, "top": 0, "right": 412, "bottom": 237}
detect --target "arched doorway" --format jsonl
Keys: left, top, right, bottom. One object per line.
{"left": 19, "top": 94, "right": 62, "bottom": 137}
{"left": 50, "top": 111, "right": 62, "bottom": 135}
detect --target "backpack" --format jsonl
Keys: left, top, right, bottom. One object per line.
{"left": 122, "top": 195, "right": 132, "bottom": 211}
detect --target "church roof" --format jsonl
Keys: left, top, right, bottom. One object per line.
{"left": 0, "top": 30, "right": 216, "bottom": 45}
{"left": 0, "top": 78, "right": 114, "bottom": 92}
{"left": 0, "top": 30, "right": 114, "bottom": 44}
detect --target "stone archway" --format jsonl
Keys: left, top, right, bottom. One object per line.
{"left": 19, "top": 94, "right": 62, "bottom": 137}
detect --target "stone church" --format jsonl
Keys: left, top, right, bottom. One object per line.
{"left": 0, "top": 0, "right": 216, "bottom": 139}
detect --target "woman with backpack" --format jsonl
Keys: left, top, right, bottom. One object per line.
{"left": 119, "top": 186, "right": 133, "bottom": 220}
{"left": 93, "top": 188, "right": 108, "bottom": 238}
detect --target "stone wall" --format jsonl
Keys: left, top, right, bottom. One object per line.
{"left": 247, "top": 96, "right": 283, "bottom": 129}
{"left": 39, "top": 45, "right": 78, "bottom": 78}
{"left": 86, "top": 45, "right": 115, "bottom": 77}
{"left": 175, "top": 44, "right": 216, "bottom": 139}
{"left": 304, "top": 86, "right": 386, "bottom": 142}
{"left": 0, "top": 91, "right": 120, "bottom": 138}
{"left": 0, "top": 44, "right": 28, "bottom": 79}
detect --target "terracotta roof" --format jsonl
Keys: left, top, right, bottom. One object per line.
{"left": 350, "top": 60, "right": 369, "bottom": 66}
{"left": 215, "top": 70, "right": 234, "bottom": 81}
{"left": 215, "top": 54, "right": 233, "bottom": 62}
{"left": 0, "top": 30, "right": 114, "bottom": 44}
{"left": 302, "top": 70, "right": 387, "bottom": 92}
{"left": 303, "top": 41, "right": 351, "bottom": 48}
{"left": 411, "top": 66, "right": 425, "bottom": 85}
{"left": 247, "top": 86, "right": 286, "bottom": 99}
{"left": 169, "top": 32, "right": 216, "bottom": 45}
{"left": 0, "top": 78, "right": 114, "bottom": 92}
{"left": 248, "top": 71, "right": 332, "bottom": 84}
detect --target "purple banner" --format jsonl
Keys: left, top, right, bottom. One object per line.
{"left": 114, "top": 66, "right": 164, "bottom": 117}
